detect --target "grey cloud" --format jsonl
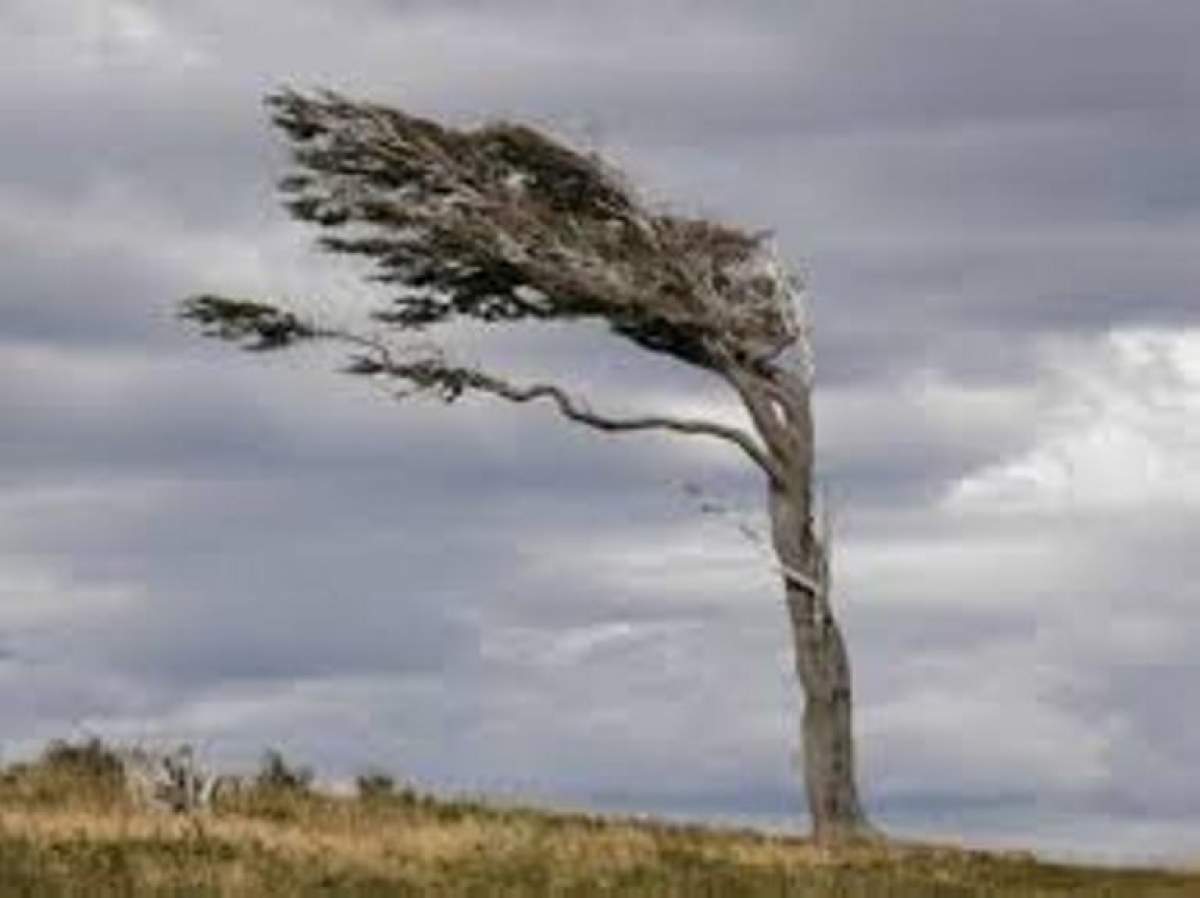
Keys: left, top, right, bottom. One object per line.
{"left": 0, "top": 93, "right": 273, "bottom": 229}
{"left": 2, "top": 235, "right": 179, "bottom": 349}
{"left": 7, "top": 0, "right": 1198, "bottom": 389}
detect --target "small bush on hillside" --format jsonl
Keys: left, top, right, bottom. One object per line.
{"left": 0, "top": 737, "right": 126, "bottom": 807}
{"left": 355, "top": 769, "right": 395, "bottom": 799}
{"left": 254, "top": 749, "right": 313, "bottom": 792}
{"left": 41, "top": 737, "right": 125, "bottom": 782}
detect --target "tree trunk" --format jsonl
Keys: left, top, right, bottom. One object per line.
{"left": 768, "top": 482, "right": 876, "bottom": 844}
{"left": 786, "top": 582, "right": 873, "bottom": 844}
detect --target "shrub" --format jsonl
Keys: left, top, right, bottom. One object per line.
{"left": 254, "top": 749, "right": 313, "bottom": 793}
{"left": 0, "top": 737, "right": 126, "bottom": 808}
{"left": 355, "top": 769, "right": 395, "bottom": 800}
{"left": 41, "top": 737, "right": 125, "bottom": 783}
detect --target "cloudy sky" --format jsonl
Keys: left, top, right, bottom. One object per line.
{"left": 3, "top": 0, "right": 1198, "bottom": 866}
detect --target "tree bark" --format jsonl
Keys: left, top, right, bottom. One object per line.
{"left": 724, "top": 358, "right": 876, "bottom": 845}
{"left": 768, "top": 482, "right": 875, "bottom": 844}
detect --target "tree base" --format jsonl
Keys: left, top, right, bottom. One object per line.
{"left": 811, "top": 818, "right": 887, "bottom": 848}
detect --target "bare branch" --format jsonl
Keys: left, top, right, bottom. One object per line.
{"left": 315, "top": 326, "right": 782, "bottom": 479}
{"left": 472, "top": 372, "right": 779, "bottom": 478}
{"left": 178, "top": 294, "right": 776, "bottom": 475}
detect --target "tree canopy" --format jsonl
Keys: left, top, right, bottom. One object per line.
{"left": 183, "top": 90, "right": 812, "bottom": 476}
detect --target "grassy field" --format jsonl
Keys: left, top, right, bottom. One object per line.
{"left": 1, "top": 741, "right": 1196, "bottom": 897}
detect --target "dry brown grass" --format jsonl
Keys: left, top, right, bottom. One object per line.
{"left": 3, "top": 744, "right": 1199, "bottom": 896}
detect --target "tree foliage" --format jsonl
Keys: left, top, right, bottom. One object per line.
{"left": 184, "top": 88, "right": 808, "bottom": 399}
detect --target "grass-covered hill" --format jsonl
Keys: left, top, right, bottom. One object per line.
{"left": 1, "top": 739, "right": 1195, "bottom": 897}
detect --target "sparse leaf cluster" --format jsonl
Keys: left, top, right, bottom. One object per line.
{"left": 182, "top": 295, "right": 315, "bottom": 350}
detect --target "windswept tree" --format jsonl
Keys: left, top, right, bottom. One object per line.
{"left": 182, "top": 89, "right": 876, "bottom": 843}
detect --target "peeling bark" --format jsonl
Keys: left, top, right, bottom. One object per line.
{"left": 770, "top": 484, "right": 875, "bottom": 844}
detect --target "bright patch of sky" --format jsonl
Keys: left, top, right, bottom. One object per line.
{"left": 950, "top": 328, "right": 1200, "bottom": 511}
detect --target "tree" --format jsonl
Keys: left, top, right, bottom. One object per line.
{"left": 181, "top": 89, "right": 876, "bottom": 844}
